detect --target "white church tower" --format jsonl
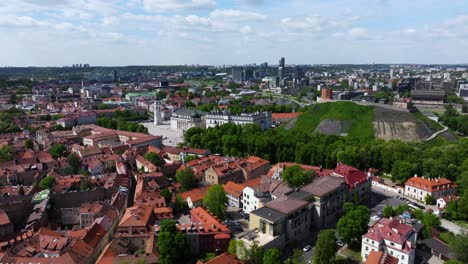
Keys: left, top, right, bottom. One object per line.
{"left": 153, "top": 100, "right": 162, "bottom": 125}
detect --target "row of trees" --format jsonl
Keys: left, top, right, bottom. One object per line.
{"left": 184, "top": 123, "right": 468, "bottom": 184}
{"left": 96, "top": 116, "right": 148, "bottom": 134}
{"left": 440, "top": 104, "right": 468, "bottom": 135}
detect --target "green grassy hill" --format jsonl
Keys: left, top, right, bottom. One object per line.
{"left": 289, "top": 101, "right": 439, "bottom": 141}
{"left": 290, "top": 101, "right": 375, "bottom": 139}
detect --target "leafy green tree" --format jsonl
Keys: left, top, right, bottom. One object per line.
{"left": 157, "top": 219, "right": 191, "bottom": 264}
{"left": 160, "top": 189, "right": 172, "bottom": 204}
{"left": 284, "top": 249, "right": 305, "bottom": 264}
{"left": 176, "top": 167, "right": 197, "bottom": 191}
{"left": 263, "top": 248, "right": 281, "bottom": 264}
{"left": 422, "top": 212, "right": 441, "bottom": 238}
{"left": 49, "top": 144, "right": 67, "bottom": 158}
{"left": 80, "top": 178, "right": 94, "bottom": 191}
{"left": 314, "top": 229, "right": 338, "bottom": 264}
{"left": 395, "top": 204, "right": 409, "bottom": 215}
{"left": 383, "top": 205, "right": 396, "bottom": 218}
{"left": 424, "top": 194, "right": 433, "bottom": 205}
{"left": 174, "top": 195, "right": 189, "bottom": 214}
{"left": 24, "top": 139, "right": 34, "bottom": 150}
{"left": 40, "top": 176, "right": 56, "bottom": 190}
{"left": 144, "top": 152, "right": 163, "bottom": 167}
{"left": 391, "top": 160, "right": 417, "bottom": 183}
{"left": 281, "top": 165, "right": 312, "bottom": 188}
{"left": 67, "top": 153, "right": 81, "bottom": 174}
{"left": 0, "top": 145, "right": 14, "bottom": 161}
{"left": 449, "top": 234, "right": 468, "bottom": 263}
{"left": 247, "top": 243, "right": 264, "bottom": 264}
{"left": 337, "top": 203, "right": 370, "bottom": 246}
{"left": 203, "top": 184, "right": 228, "bottom": 219}
{"left": 228, "top": 239, "right": 247, "bottom": 261}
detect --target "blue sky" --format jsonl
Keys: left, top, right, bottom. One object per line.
{"left": 0, "top": 0, "right": 467, "bottom": 66}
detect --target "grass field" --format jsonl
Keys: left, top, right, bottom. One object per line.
{"left": 290, "top": 101, "right": 375, "bottom": 139}
{"left": 411, "top": 111, "right": 443, "bottom": 131}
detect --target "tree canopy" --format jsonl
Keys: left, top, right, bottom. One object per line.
{"left": 144, "top": 152, "right": 164, "bottom": 167}
{"left": 314, "top": 229, "right": 338, "bottom": 264}
{"left": 157, "top": 219, "right": 190, "bottom": 264}
{"left": 67, "top": 153, "right": 81, "bottom": 174}
{"left": 281, "top": 165, "right": 313, "bottom": 188}
{"left": 49, "top": 144, "right": 67, "bottom": 158}
{"left": 176, "top": 167, "right": 197, "bottom": 191}
{"left": 263, "top": 248, "right": 282, "bottom": 264}
{"left": 0, "top": 145, "right": 14, "bottom": 162}
{"left": 337, "top": 203, "right": 370, "bottom": 246}
{"left": 40, "top": 176, "right": 56, "bottom": 190}
{"left": 203, "top": 184, "right": 228, "bottom": 219}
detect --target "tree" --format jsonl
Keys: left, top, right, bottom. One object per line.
{"left": 80, "top": 178, "right": 94, "bottom": 191}
{"left": 395, "top": 204, "right": 409, "bottom": 215}
{"left": 67, "top": 153, "right": 81, "bottom": 174}
{"left": 263, "top": 248, "right": 281, "bottom": 264}
{"left": 157, "top": 219, "right": 190, "bottom": 264}
{"left": 0, "top": 145, "right": 14, "bottom": 161}
{"left": 174, "top": 195, "right": 188, "bottom": 214}
{"left": 176, "top": 167, "right": 197, "bottom": 191}
{"left": 247, "top": 243, "right": 264, "bottom": 264}
{"left": 383, "top": 205, "right": 396, "bottom": 218}
{"left": 49, "top": 144, "right": 67, "bottom": 158}
{"left": 314, "top": 229, "right": 338, "bottom": 264}
{"left": 281, "top": 165, "right": 312, "bottom": 188}
{"left": 40, "top": 176, "right": 56, "bottom": 190}
{"left": 422, "top": 212, "right": 441, "bottom": 238}
{"left": 424, "top": 194, "right": 433, "bottom": 205}
{"left": 228, "top": 239, "right": 247, "bottom": 261}
{"left": 24, "top": 139, "right": 34, "bottom": 150}
{"left": 144, "top": 152, "right": 164, "bottom": 167}
{"left": 203, "top": 184, "right": 228, "bottom": 219}
{"left": 160, "top": 188, "right": 172, "bottom": 204}
{"left": 337, "top": 203, "right": 370, "bottom": 246}
{"left": 449, "top": 234, "right": 468, "bottom": 264}
{"left": 284, "top": 249, "right": 304, "bottom": 264}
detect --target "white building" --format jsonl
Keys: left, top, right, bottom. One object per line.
{"left": 404, "top": 176, "right": 457, "bottom": 203}
{"left": 361, "top": 217, "right": 417, "bottom": 264}
{"left": 205, "top": 111, "right": 272, "bottom": 131}
{"left": 457, "top": 82, "right": 468, "bottom": 101}
{"left": 170, "top": 109, "right": 205, "bottom": 132}
{"left": 242, "top": 186, "right": 266, "bottom": 214}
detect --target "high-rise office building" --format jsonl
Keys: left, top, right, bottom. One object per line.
{"left": 232, "top": 68, "right": 245, "bottom": 84}
{"left": 389, "top": 69, "right": 394, "bottom": 79}
{"left": 278, "top": 57, "right": 285, "bottom": 80}
{"left": 113, "top": 69, "right": 119, "bottom": 82}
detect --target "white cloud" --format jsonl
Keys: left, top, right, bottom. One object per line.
{"left": 209, "top": 9, "right": 267, "bottom": 21}
{"left": 143, "top": 0, "right": 216, "bottom": 11}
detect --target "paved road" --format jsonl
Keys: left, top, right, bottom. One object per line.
{"left": 440, "top": 219, "right": 467, "bottom": 235}
{"left": 425, "top": 124, "right": 448, "bottom": 141}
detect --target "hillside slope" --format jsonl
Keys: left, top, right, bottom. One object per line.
{"left": 289, "top": 101, "right": 437, "bottom": 141}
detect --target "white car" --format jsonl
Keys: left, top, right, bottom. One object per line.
{"left": 303, "top": 245, "right": 312, "bottom": 252}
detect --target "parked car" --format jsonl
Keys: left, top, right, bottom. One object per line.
{"left": 303, "top": 245, "right": 312, "bottom": 252}
{"left": 336, "top": 240, "right": 344, "bottom": 247}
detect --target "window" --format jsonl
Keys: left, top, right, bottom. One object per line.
{"left": 401, "top": 255, "right": 405, "bottom": 260}
{"left": 390, "top": 251, "right": 393, "bottom": 255}
{"left": 365, "top": 246, "right": 368, "bottom": 251}
{"left": 390, "top": 242, "right": 394, "bottom": 246}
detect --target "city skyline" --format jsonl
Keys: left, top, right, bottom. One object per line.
{"left": 1, "top": 0, "right": 468, "bottom": 66}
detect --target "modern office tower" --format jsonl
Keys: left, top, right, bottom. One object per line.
{"left": 389, "top": 68, "right": 394, "bottom": 79}
{"left": 232, "top": 67, "right": 244, "bottom": 83}
{"left": 260, "top": 62, "right": 268, "bottom": 78}
{"left": 278, "top": 57, "right": 285, "bottom": 80}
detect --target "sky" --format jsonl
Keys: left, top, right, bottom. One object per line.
{"left": 0, "top": 0, "right": 467, "bottom": 66}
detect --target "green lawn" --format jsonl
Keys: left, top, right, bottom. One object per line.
{"left": 411, "top": 111, "right": 443, "bottom": 132}
{"left": 290, "top": 101, "right": 375, "bottom": 139}
{"left": 453, "top": 220, "right": 468, "bottom": 229}
{"left": 342, "top": 248, "right": 362, "bottom": 262}
{"left": 439, "top": 231, "right": 455, "bottom": 244}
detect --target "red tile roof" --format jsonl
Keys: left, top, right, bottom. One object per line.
{"left": 365, "top": 251, "right": 398, "bottom": 264}
{"left": 223, "top": 181, "right": 245, "bottom": 198}
{"left": 334, "top": 163, "right": 368, "bottom": 189}
{"left": 180, "top": 186, "right": 210, "bottom": 203}
{"left": 405, "top": 176, "right": 455, "bottom": 192}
